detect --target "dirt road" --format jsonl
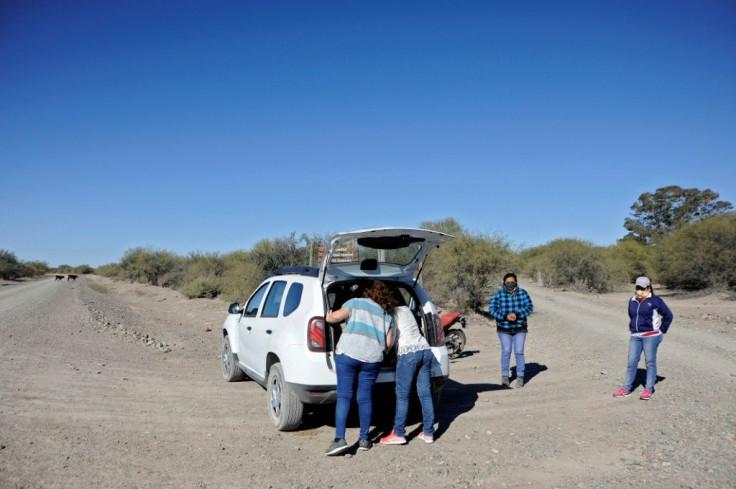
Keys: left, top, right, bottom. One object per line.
{"left": 1, "top": 276, "right": 734, "bottom": 488}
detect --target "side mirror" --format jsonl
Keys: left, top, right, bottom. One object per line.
{"left": 228, "top": 302, "right": 242, "bottom": 314}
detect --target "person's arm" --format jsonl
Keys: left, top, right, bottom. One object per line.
{"left": 326, "top": 306, "right": 349, "bottom": 324}
{"left": 658, "top": 298, "right": 674, "bottom": 333}
{"left": 516, "top": 290, "right": 534, "bottom": 319}
{"left": 489, "top": 292, "right": 505, "bottom": 321}
{"left": 385, "top": 320, "right": 396, "bottom": 350}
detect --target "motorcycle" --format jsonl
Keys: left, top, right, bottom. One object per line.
{"left": 440, "top": 312, "right": 467, "bottom": 359}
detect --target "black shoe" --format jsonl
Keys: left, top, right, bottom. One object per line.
{"left": 358, "top": 439, "right": 372, "bottom": 451}
{"left": 325, "top": 438, "right": 349, "bottom": 456}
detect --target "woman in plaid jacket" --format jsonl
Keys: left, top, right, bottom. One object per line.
{"left": 489, "top": 273, "right": 534, "bottom": 388}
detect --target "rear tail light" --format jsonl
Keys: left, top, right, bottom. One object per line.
{"left": 308, "top": 317, "right": 326, "bottom": 352}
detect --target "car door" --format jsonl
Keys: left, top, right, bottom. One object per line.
{"left": 247, "top": 280, "right": 288, "bottom": 377}
{"left": 238, "top": 282, "right": 270, "bottom": 381}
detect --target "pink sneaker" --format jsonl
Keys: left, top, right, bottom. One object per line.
{"left": 380, "top": 430, "right": 407, "bottom": 445}
{"left": 612, "top": 388, "right": 631, "bottom": 398}
{"left": 417, "top": 432, "right": 434, "bottom": 444}
{"left": 639, "top": 389, "right": 653, "bottom": 400}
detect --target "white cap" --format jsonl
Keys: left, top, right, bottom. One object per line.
{"left": 635, "top": 276, "right": 651, "bottom": 288}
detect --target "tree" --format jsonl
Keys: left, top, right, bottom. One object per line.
{"left": 624, "top": 186, "right": 733, "bottom": 244}
{"left": 655, "top": 213, "right": 736, "bottom": 290}
{"left": 0, "top": 249, "right": 21, "bottom": 280}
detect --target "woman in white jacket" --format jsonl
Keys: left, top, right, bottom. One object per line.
{"left": 380, "top": 304, "right": 435, "bottom": 445}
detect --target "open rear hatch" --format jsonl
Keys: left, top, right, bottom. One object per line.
{"left": 319, "top": 227, "right": 455, "bottom": 288}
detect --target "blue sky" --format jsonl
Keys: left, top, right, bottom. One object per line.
{"left": 2, "top": 1, "right": 735, "bottom": 267}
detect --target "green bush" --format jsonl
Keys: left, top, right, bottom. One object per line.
{"left": 606, "top": 238, "right": 654, "bottom": 283}
{"left": 120, "top": 247, "right": 179, "bottom": 285}
{"left": 95, "top": 263, "right": 124, "bottom": 278}
{"left": 655, "top": 213, "right": 736, "bottom": 290}
{"left": 520, "top": 239, "right": 626, "bottom": 293}
{"left": 20, "top": 260, "right": 49, "bottom": 277}
{"left": 0, "top": 249, "right": 21, "bottom": 280}
{"left": 249, "top": 233, "right": 309, "bottom": 282}
{"left": 420, "top": 219, "right": 513, "bottom": 311}
{"left": 179, "top": 252, "right": 225, "bottom": 298}
{"left": 180, "top": 275, "right": 222, "bottom": 299}
{"left": 221, "top": 250, "right": 260, "bottom": 303}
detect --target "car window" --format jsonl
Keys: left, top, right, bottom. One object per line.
{"left": 262, "top": 281, "right": 287, "bottom": 318}
{"left": 328, "top": 239, "right": 422, "bottom": 266}
{"left": 283, "top": 282, "right": 303, "bottom": 316}
{"left": 244, "top": 282, "right": 269, "bottom": 317}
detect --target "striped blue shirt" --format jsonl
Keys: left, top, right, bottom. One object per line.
{"left": 336, "top": 298, "right": 394, "bottom": 363}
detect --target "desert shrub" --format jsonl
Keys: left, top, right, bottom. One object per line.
{"left": 72, "top": 264, "right": 95, "bottom": 275}
{"left": 120, "top": 247, "right": 179, "bottom": 285}
{"left": 249, "top": 233, "right": 310, "bottom": 283}
{"left": 420, "top": 220, "right": 513, "bottom": 311}
{"left": 0, "top": 250, "right": 22, "bottom": 280}
{"left": 95, "top": 263, "right": 123, "bottom": 278}
{"left": 20, "top": 260, "right": 50, "bottom": 277}
{"left": 520, "top": 239, "right": 625, "bottom": 293}
{"left": 606, "top": 238, "right": 655, "bottom": 283}
{"left": 419, "top": 217, "right": 466, "bottom": 237}
{"left": 179, "top": 252, "right": 225, "bottom": 298}
{"left": 157, "top": 258, "right": 187, "bottom": 288}
{"left": 221, "top": 250, "right": 260, "bottom": 302}
{"left": 180, "top": 275, "right": 222, "bottom": 299}
{"left": 655, "top": 213, "right": 736, "bottom": 290}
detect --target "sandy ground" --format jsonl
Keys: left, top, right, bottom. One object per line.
{"left": 1, "top": 275, "right": 734, "bottom": 489}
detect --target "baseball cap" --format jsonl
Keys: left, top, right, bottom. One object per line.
{"left": 635, "top": 276, "right": 651, "bottom": 288}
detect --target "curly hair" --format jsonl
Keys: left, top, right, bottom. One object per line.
{"left": 363, "top": 280, "right": 398, "bottom": 314}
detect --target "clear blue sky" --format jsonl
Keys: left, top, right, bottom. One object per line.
{"left": 2, "top": 1, "right": 735, "bottom": 267}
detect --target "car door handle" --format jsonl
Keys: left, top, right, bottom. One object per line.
{"left": 266, "top": 330, "right": 272, "bottom": 335}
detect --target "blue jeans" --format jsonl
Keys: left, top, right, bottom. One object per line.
{"left": 393, "top": 349, "right": 435, "bottom": 437}
{"left": 334, "top": 354, "right": 381, "bottom": 440}
{"left": 497, "top": 331, "right": 526, "bottom": 378}
{"left": 624, "top": 334, "right": 663, "bottom": 391}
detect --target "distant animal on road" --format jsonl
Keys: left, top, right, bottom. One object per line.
{"left": 67, "top": 274, "right": 78, "bottom": 281}
{"left": 55, "top": 275, "right": 64, "bottom": 281}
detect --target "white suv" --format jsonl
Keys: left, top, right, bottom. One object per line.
{"left": 220, "top": 227, "right": 455, "bottom": 431}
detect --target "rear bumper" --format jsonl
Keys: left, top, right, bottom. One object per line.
{"left": 289, "top": 383, "right": 337, "bottom": 404}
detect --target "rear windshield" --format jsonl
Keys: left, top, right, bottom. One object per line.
{"left": 330, "top": 238, "right": 422, "bottom": 266}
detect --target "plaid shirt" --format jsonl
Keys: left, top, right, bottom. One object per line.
{"left": 489, "top": 287, "right": 534, "bottom": 331}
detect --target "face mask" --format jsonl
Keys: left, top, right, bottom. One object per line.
{"left": 504, "top": 282, "right": 517, "bottom": 293}
{"left": 635, "top": 289, "right": 647, "bottom": 298}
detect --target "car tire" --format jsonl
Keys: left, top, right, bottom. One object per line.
{"left": 221, "top": 336, "right": 246, "bottom": 382}
{"left": 266, "top": 362, "right": 304, "bottom": 431}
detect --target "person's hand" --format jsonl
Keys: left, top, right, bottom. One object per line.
{"left": 507, "top": 313, "right": 517, "bottom": 322}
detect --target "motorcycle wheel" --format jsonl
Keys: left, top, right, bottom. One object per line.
{"left": 445, "top": 328, "right": 467, "bottom": 359}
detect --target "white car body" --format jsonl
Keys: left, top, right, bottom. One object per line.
{"left": 221, "top": 227, "right": 455, "bottom": 431}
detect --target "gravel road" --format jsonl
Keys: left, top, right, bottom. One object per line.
{"left": 1, "top": 275, "right": 734, "bottom": 489}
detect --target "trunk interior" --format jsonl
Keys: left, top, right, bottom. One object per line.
{"left": 325, "top": 279, "right": 432, "bottom": 368}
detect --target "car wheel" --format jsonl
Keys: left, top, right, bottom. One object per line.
{"left": 221, "top": 337, "right": 245, "bottom": 382}
{"left": 266, "top": 362, "right": 304, "bottom": 431}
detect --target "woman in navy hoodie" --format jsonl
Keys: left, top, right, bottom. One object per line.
{"left": 613, "top": 276, "right": 674, "bottom": 400}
